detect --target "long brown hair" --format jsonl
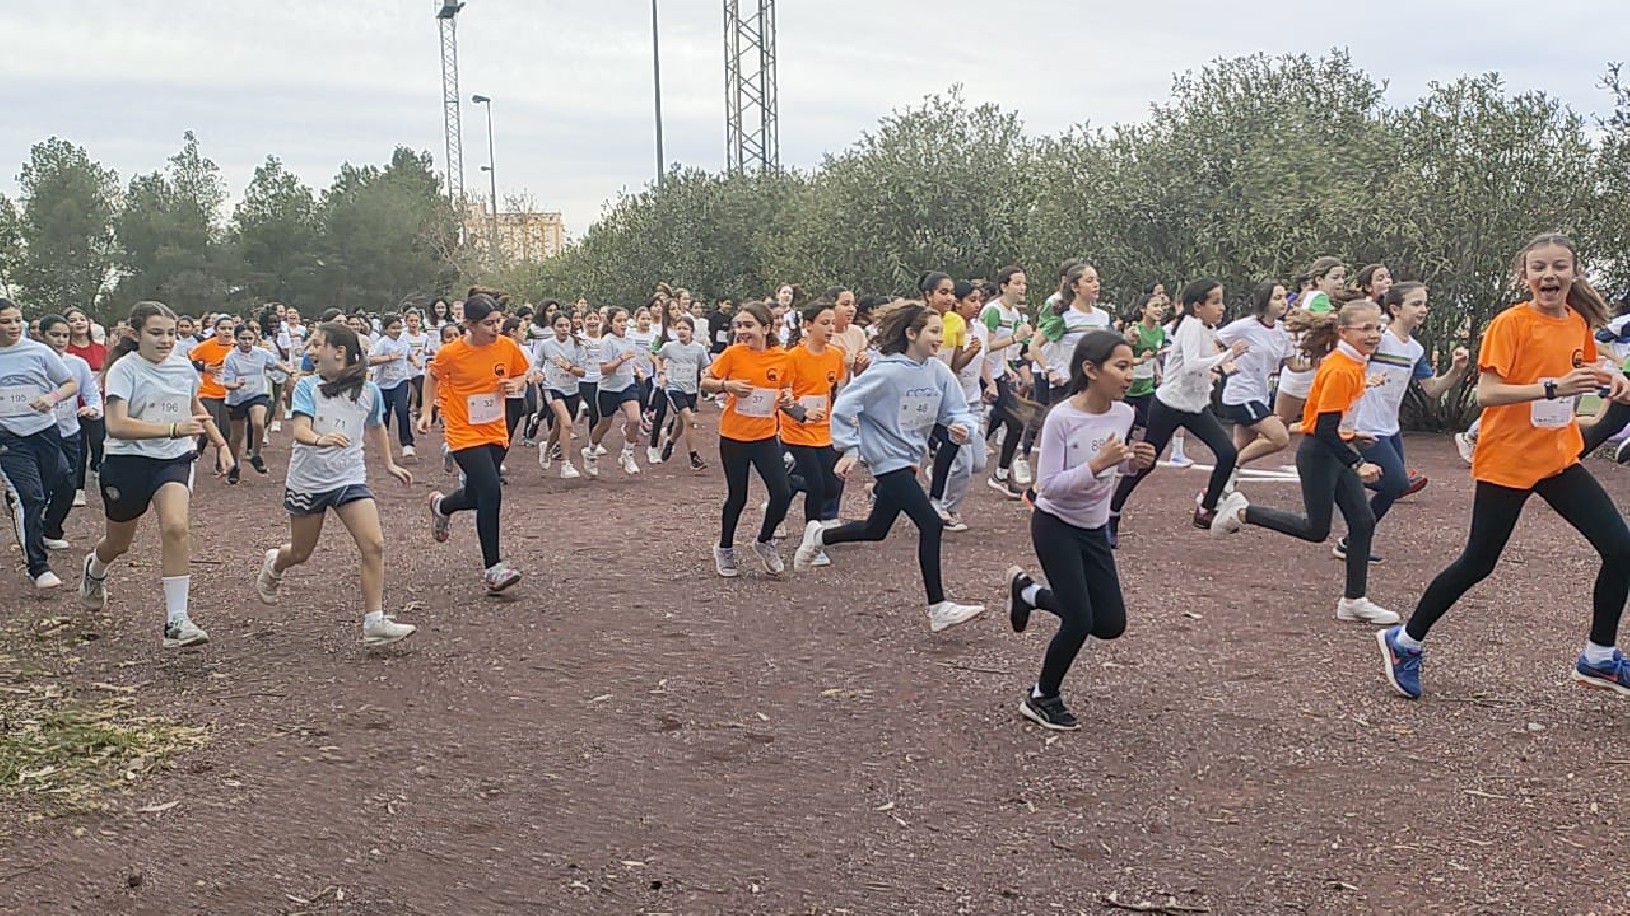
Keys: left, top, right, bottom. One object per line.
{"left": 1514, "top": 233, "right": 1610, "bottom": 328}
{"left": 1285, "top": 301, "right": 1381, "bottom": 361}
{"left": 872, "top": 300, "right": 935, "bottom": 355}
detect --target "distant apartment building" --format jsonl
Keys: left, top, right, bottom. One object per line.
{"left": 465, "top": 202, "right": 566, "bottom": 262}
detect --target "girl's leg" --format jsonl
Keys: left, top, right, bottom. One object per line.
{"left": 788, "top": 445, "right": 832, "bottom": 524}
{"left": 825, "top": 468, "right": 944, "bottom": 604}
{"left": 334, "top": 499, "right": 388, "bottom": 616}
{"left": 1236, "top": 415, "right": 1290, "bottom": 467}
{"left": 1183, "top": 409, "right": 1238, "bottom": 511}
{"left": 1274, "top": 393, "right": 1306, "bottom": 427}
{"left": 149, "top": 483, "right": 199, "bottom": 634}
{"left": 392, "top": 385, "right": 415, "bottom": 447}
{"left": 1581, "top": 399, "right": 1630, "bottom": 455}
{"left": 441, "top": 445, "right": 505, "bottom": 569}
{"left": 43, "top": 434, "right": 82, "bottom": 542}
{"left": 227, "top": 416, "right": 246, "bottom": 466}
{"left": 1110, "top": 399, "right": 1182, "bottom": 514}
{"left": 942, "top": 416, "right": 986, "bottom": 515}
{"left": 1404, "top": 482, "right": 1529, "bottom": 641}
{"left": 274, "top": 511, "right": 327, "bottom": 574}
{"left": 678, "top": 407, "right": 697, "bottom": 456}
{"left": 648, "top": 388, "right": 670, "bottom": 450}
{"left": 718, "top": 436, "right": 753, "bottom": 548}
{"left": 1362, "top": 434, "right": 1409, "bottom": 524}
{"left": 1030, "top": 510, "right": 1127, "bottom": 697}
{"left": 95, "top": 517, "right": 140, "bottom": 566}
{"left": 505, "top": 397, "right": 527, "bottom": 446}
{"left": 1533, "top": 465, "right": 1630, "bottom": 648}
{"left": 928, "top": 425, "right": 959, "bottom": 503}
{"left": 619, "top": 399, "right": 643, "bottom": 453}
{"left": 1330, "top": 463, "right": 1376, "bottom": 600}
{"left": 746, "top": 438, "right": 792, "bottom": 544}
{"left": 1242, "top": 439, "right": 1342, "bottom": 542}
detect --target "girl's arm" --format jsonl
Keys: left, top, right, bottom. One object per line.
{"left": 366, "top": 419, "right": 410, "bottom": 484}
{"left": 1420, "top": 349, "right": 1470, "bottom": 398}
{"left": 1307, "top": 410, "right": 1365, "bottom": 467}
{"left": 1475, "top": 367, "right": 1601, "bottom": 407}
{"left": 192, "top": 395, "right": 227, "bottom": 450}
{"left": 830, "top": 367, "right": 891, "bottom": 455}
{"left": 1176, "top": 321, "right": 1233, "bottom": 375}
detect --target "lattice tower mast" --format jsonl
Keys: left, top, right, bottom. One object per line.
{"left": 436, "top": 2, "right": 467, "bottom": 207}
{"left": 724, "top": 0, "right": 779, "bottom": 174}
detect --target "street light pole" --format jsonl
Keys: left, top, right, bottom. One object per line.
{"left": 472, "top": 93, "right": 499, "bottom": 261}
{"left": 651, "top": 0, "right": 665, "bottom": 187}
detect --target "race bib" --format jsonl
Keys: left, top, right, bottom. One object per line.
{"left": 734, "top": 387, "right": 778, "bottom": 418}
{"left": 314, "top": 399, "right": 366, "bottom": 441}
{"left": 467, "top": 392, "right": 503, "bottom": 424}
{"left": 898, "top": 388, "right": 940, "bottom": 434}
{"left": 52, "top": 397, "right": 77, "bottom": 422}
{"left": 0, "top": 386, "right": 36, "bottom": 418}
{"left": 1531, "top": 383, "right": 1577, "bottom": 428}
{"left": 797, "top": 394, "right": 827, "bottom": 414}
{"left": 138, "top": 394, "right": 190, "bottom": 424}
{"left": 715, "top": 328, "right": 730, "bottom": 344}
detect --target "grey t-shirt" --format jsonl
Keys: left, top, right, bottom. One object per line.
{"left": 658, "top": 340, "right": 709, "bottom": 394}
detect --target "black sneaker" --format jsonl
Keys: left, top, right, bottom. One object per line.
{"left": 1332, "top": 538, "right": 1383, "bottom": 564}
{"left": 662, "top": 440, "right": 676, "bottom": 463}
{"left": 249, "top": 454, "right": 267, "bottom": 475}
{"left": 689, "top": 453, "right": 707, "bottom": 471}
{"left": 227, "top": 465, "right": 240, "bottom": 485}
{"left": 1020, "top": 693, "right": 1080, "bottom": 731}
{"left": 1616, "top": 438, "right": 1630, "bottom": 465}
{"left": 1007, "top": 566, "right": 1034, "bottom": 633}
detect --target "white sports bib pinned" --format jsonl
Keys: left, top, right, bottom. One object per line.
{"left": 0, "top": 386, "right": 36, "bottom": 418}
{"left": 735, "top": 387, "right": 778, "bottom": 418}
{"left": 138, "top": 394, "right": 190, "bottom": 424}
{"left": 797, "top": 394, "right": 827, "bottom": 414}
{"left": 466, "top": 392, "right": 503, "bottom": 424}
{"left": 314, "top": 397, "right": 368, "bottom": 442}
{"left": 1530, "top": 382, "right": 1577, "bottom": 428}
{"left": 898, "top": 388, "right": 940, "bottom": 434}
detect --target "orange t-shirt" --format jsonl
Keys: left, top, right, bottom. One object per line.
{"left": 781, "top": 343, "right": 848, "bottom": 447}
{"left": 1300, "top": 346, "right": 1367, "bottom": 436}
{"left": 191, "top": 338, "right": 234, "bottom": 400}
{"left": 1473, "top": 304, "right": 1597, "bottom": 489}
{"left": 429, "top": 336, "right": 531, "bottom": 451}
{"left": 709, "top": 344, "right": 789, "bottom": 442}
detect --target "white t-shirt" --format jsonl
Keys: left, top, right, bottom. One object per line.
{"left": 222, "top": 347, "right": 280, "bottom": 405}
{"left": 599, "top": 334, "right": 639, "bottom": 391}
{"left": 1042, "top": 307, "right": 1112, "bottom": 377}
{"left": 534, "top": 336, "right": 586, "bottom": 395}
{"left": 578, "top": 334, "right": 605, "bottom": 384}
{"left": 957, "top": 320, "right": 987, "bottom": 402}
{"left": 0, "top": 338, "right": 74, "bottom": 438}
{"left": 103, "top": 352, "right": 200, "bottom": 460}
{"left": 1156, "top": 317, "right": 1230, "bottom": 414}
{"left": 52, "top": 352, "right": 100, "bottom": 438}
{"left": 1217, "top": 317, "right": 1295, "bottom": 407}
{"left": 403, "top": 331, "right": 431, "bottom": 378}
{"left": 629, "top": 328, "right": 658, "bottom": 379}
{"left": 370, "top": 336, "right": 414, "bottom": 390}
{"left": 1353, "top": 329, "right": 1431, "bottom": 437}
{"left": 979, "top": 301, "right": 1023, "bottom": 377}
{"left": 286, "top": 376, "right": 384, "bottom": 493}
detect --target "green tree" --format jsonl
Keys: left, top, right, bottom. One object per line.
{"left": 231, "top": 155, "right": 321, "bottom": 304}
{"left": 0, "top": 195, "right": 21, "bottom": 297}
{"left": 112, "top": 131, "right": 230, "bottom": 314}
{"left": 318, "top": 147, "right": 459, "bottom": 311}
{"left": 13, "top": 138, "right": 119, "bottom": 317}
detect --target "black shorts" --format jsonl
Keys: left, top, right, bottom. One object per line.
{"left": 597, "top": 384, "right": 639, "bottom": 418}
{"left": 228, "top": 395, "right": 271, "bottom": 420}
{"left": 1218, "top": 400, "right": 1272, "bottom": 425}
{"left": 99, "top": 453, "right": 195, "bottom": 523}
{"left": 283, "top": 483, "right": 374, "bottom": 516}
{"left": 664, "top": 390, "right": 698, "bottom": 413}
{"left": 546, "top": 390, "right": 581, "bottom": 416}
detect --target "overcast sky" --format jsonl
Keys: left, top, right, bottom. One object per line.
{"left": 3, "top": 0, "right": 1626, "bottom": 237}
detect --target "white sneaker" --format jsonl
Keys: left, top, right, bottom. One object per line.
{"left": 1210, "top": 490, "right": 1250, "bottom": 536}
{"left": 1337, "top": 596, "right": 1400, "bottom": 625}
{"left": 792, "top": 520, "right": 826, "bottom": 571}
{"left": 255, "top": 548, "right": 281, "bottom": 605}
{"left": 33, "top": 570, "right": 62, "bottom": 590}
{"left": 363, "top": 616, "right": 417, "bottom": 647}
{"left": 1454, "top": 432, "right": 1475, "bottom": 466}
{"left": 943, "top": 514, "right": 969, "bottom": 533}
{"left": 811, "top": 549, "right": 831, "bottom": 568}
{"left": 270, "top": 420, "right": 283, "bottom": 433}
{"left": 71, "top": 490, "right": 86, "bottom": 507}
{"left": 539, "top": 445, "right": 553, "bottom": 470}
{"left": 594, "top": 443, "right": 608, "bottom": 457}
{"left": 620, "top": 450, "right": 640, "bottom": 475}
{"left": 927, "top": 600, "right": 984, "bottom": 632}
{"left": 560, "top": 462, "right": 581, "bottom": 479}
{"left": 401, "top": 444, "right": 416, "bottom": 458}
{"left": 483, "top": 560, "right": 522, "bottom": 593}
{"left": 163, "top": 617, "right": 209, "bottom": 648}
{"left": 581, "top": 447, "right": 599, "bottom": 478}
{"left": 752, "top": 539, "right": 785, "bottom": 575}
{"left": 714, "top": 545, "right": 740, "bottom": 578}
{"left": 1011, "top": 456, "right": 1033, "bottom": 486}
{"left": 647, "top": 446, "right": 663, "bottom": 464}
{"left": 79, "top": 554, "right": 106, "bottom": 609}
{"left": 44, "top": 537, "right": 69, "bottom": 550}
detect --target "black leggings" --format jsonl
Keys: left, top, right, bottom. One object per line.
{"left": 1583, "top": 400, "right": 1630, "bottom": 455}
{"left": 1406, "top": 463, "right": 1630, "bottom": 646}
{"left": 786, "top": 444, "right": 840, "bottom": 524}
{"left": 823, "top": 467, "right": 946, "bottom": 604}
{"left": 928, "top": 425, "right": 960, "bottom": 500}
{"left": 1030, "top": 509, "right": 1127, "bottom": 697}
{"left": 719, "top": 435, "right": 792, "bottom": 548}
{"left": 579, "top": 381, "right": 601, "bottom": 429}
{"left": 77, "top": 415, "right": 105, "bottom": 487}
{"left": 1111, "top": 398, "right": 1237, "bottom": 513}
{"left": 985, "top": 376, "right": 1024, "bottom": 472}
{"left": 649, "top": 388, "right": 671, "bottom": 447}
{"left": 1243, "top": 437, "right": 1374, "bottom": 599}
{"left": 441, "top": 443, "right": 505, "bottom": 569}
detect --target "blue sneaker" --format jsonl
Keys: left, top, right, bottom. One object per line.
{"left": 1573, "top": 649, "right": 1630, "bottom": 695}
{"left": 1377, "top": 626, "right": 1423, "bottom": 699}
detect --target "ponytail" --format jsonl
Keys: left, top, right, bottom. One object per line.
{"left": 313, "top": 322, "right": 369, "bottom": 401}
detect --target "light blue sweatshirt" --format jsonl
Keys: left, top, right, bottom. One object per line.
{"left": 830, "top": 352, "right": 976, "bottom": 475}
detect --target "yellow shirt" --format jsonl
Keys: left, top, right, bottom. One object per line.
{"left": 942, "top": 311, "right": 966, "bottom": 350}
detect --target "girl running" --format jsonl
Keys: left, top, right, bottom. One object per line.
{"left": 0, "top": 303, "right": 80, "bottom": 589}
{"left": 1211, "top": 301, "right": 1399, "bottom": 625}
{"left": 38, "top": 315, "right": 100, "bottom": 552}
{"left": 1006, "top": 330, "right": 1155, "bottom": 730}
{"left": 588, "top": 307, "right": 644, "bottom": 477}
{"left": 792, "top": 302, "right": 985, "bottom": 631}
{"left": 255, "top": 322, "right": 417, "bottom": 647}
{"left": 652, "top": 317, "right": 710, "bottom": 469}
{"left": 1122, "top": 292, "right": 1168, "bottom": 429}
{"left": 1108, "top": 279, "right": 1245, "bottom": 542}
{"left": 369, "top": 314, "right": 418, "bottom": 459}
{"left": 64, "top": 307, "right": 106, "bottom": 505}
{"left": 221, "top": 324, "right": 290, "bottom": 482}
{"left": 403, "top": 309, "right": 431, "bottom": 423}
{"left": 577, "top": 311, "right": 607, "bottom": 467}
{"left": 1274, "top": 257, "right": 1345, "bottom": 426}
{"left": 702, "top": 301, "right": 792, "bottom": 577}
{"left": 416, "top": 293, "right": 529, "bottom": 594}
{"left": 81, "top": 301, "right": 229, "bottom": 647}
{"left": 930, "top": 282, "right": 991, "bottom": 531}
{"left": 783, "top": 303, "right": 847, "bottom": 553}
{"left": 1379, "top": 234, "right": 1630, "bottom": 699}
{"left": 982, "top": 266, "right": 1033, "bottom": 498}
{"left": 189, "top": 315, "right": 236, "bottom": 475}
{"left": 1217, "top": 280, "right": 1298, "bottom": 476}
{"left": 534, "top": 313, "right": 587, "bottom": 478}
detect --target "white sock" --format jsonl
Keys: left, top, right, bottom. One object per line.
{"left": 364, "top": 610, "right": 384, "bottom": 626}
{"left": 994, "top": 467, "right": 1009, "bottom": 481}
{"left": 1021, "top": 583, "right": 1042, "bottom": 605}
{"left": 1394, "top": 629, "right": 1423, "bottom": 651}
{"left": 1584, "top": 641, "right": 1618, "bottom": 666}
{"left": 162, "top": 575, "right": 190, "bottom": 624}
{"left": 87, "top": 553, "right": 109, "bottom": 578}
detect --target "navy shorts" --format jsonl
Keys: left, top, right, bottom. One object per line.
{"left": 1218, "top": 400, "right": 1272, "bottom": 425}
{"left": 228, "top": 395, "right": 271, "bottom": 421}
{"left": 664, "top": 390, "right": 698, "bottom": 413}
{"left": 596, "top": 384, "right": 640, "bottom": 418}
{"left": 100, "top": 453, "right": 195, "bottom": 523}
{"left": 283, "top": 483, "right": 374, "bottom": 516}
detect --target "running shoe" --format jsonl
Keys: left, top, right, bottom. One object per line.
{"left": 428, "top": 491, "right": 451, "bottom": 543}
{"left": 1192, "top": 504, "right": 1216, "bottom": 530}
{"left": 79, "top": 553, "right": 105, "bottom": 610}
{"left": 988, "top": 475, "right": 1022, "bottom": 499}
{"left": 620, "top": 450, "right": 640, "bottom": 475}
{"left": 662, "top": 440, "right": 677, "bottom": 463}
{"left": 227, "top": 465, "right": 240, "bottom": 485}
{"left": 1615, "top": 439, "right": 1630, "bottom": 465}
{"left": 594, "top": 443, "right": 608, "bottom": 457}
{"left": 401, "top": 445, "right": 416, "bottom": 459}
{"left": 581, "top": 446, "right": 599, "bottom": 478}
{"left": 560, "top": 462, "right": 581, "bottom": 479}
{"left": 483, "top": 561, "right": 522, "bottom": 593}
{"left": 1209, "top": 491, "right": 1249, "bottom": 536}
{"left": 943, "top": 513, "right": 969, "bottom": 533}
{"left": 43, "top": 537, "right": 69, "bottom": 550}
{"left": 1020, "top": 693, "right": 1080, "bottom": 731}
{"left": 1402, "top": 469, "right": 1427, "bottom": 496}
{"left": 255, "top": 548, "right": 281, "bottom": 605}
{"left": 1007, "top": 566, "right": 1034, "bottom": 634}
{"left": 72, "top": 489, "right": 86, "bottom": 507}
{"left": 1168, "top": 455, "right": 1194, "bottom": 468}
{"left": 689, "top": 454, "right": 707, "bottom": 471}
{"left": 811, "top": 549, "right": 831, "bottom": 568}
{"left": 539, "top": 445, "right": 554, "bottom": 470}
{"left": 714, "top": 545, "right": 740, "bottom": 578}
{"left": 520, "top": 436, "right": 536, "bottom": 448}
{"left": 32, "top": 571, "right": 62, "bottom": 590}
{"left": 1573, "top": 649, "right": 1630, "bottom": 695}
{"left": 752, "top": 539, "right": 785, "bottom": 576}
{"left": 1337, "top": 596, "right": 1400, "bottom": 625}
{"left": 792, "top": 520, "right": 826, "bottom": 571}
{"left": 647, "top": 446, "right": 663, "bottom": 465}
{"left": 163, "top": 618, "right": 209, "bottom": 649}
{"left": 270, "top": 420, "right": 283, "bottom": 433}
{"left": 1454, "top": 432, "right": 1476, "bottom": 466}
{"left": 927, "top": 600, "right": 984, "bottom": 632}
{"left": 1377, "top": 626, "right": 1423, "bottom": 699}
{"left": 363, "top": 616, "right": 417, "bottom": 647}
{"left": 1011, "top": 456, "right": 1033, "bottom": 486}
{"left": 1332, "top": 538, "right": 1383, "bottom": 564}
{"left": 249, "top": 454, "right": 268, "bottom": 475}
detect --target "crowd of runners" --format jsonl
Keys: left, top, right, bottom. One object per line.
{"left": 4, "top": 232, "right": 1630, "bottom": 730}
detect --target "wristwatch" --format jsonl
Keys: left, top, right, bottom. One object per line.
{"left": 1544, "top": 379, "right": 1558, "bottom": 400}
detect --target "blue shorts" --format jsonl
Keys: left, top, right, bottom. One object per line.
{"left": 596, "top": 384, "right": 640, "bottom": 418}
{"left": 283, "top": 483, "right": 374, "bottom": 516}
{"left": 101, "top": 453, "right": 195, "bottom": 523}
{"left": 1218, "top": 400, "right": 1272, "bottom": 425}
{"left": 664, "top": 390, "right": 698, "bottom": 413}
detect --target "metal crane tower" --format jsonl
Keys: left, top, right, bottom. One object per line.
{"left": 436, "top": 1, "right": 467, "bottom": 208}
{"left": 723, "top": 0, "right": 779, "bottom": 174}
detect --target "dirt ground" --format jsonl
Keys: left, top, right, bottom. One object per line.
{"left": 3, "top": 419, "right": 1630, "bottom": 915}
